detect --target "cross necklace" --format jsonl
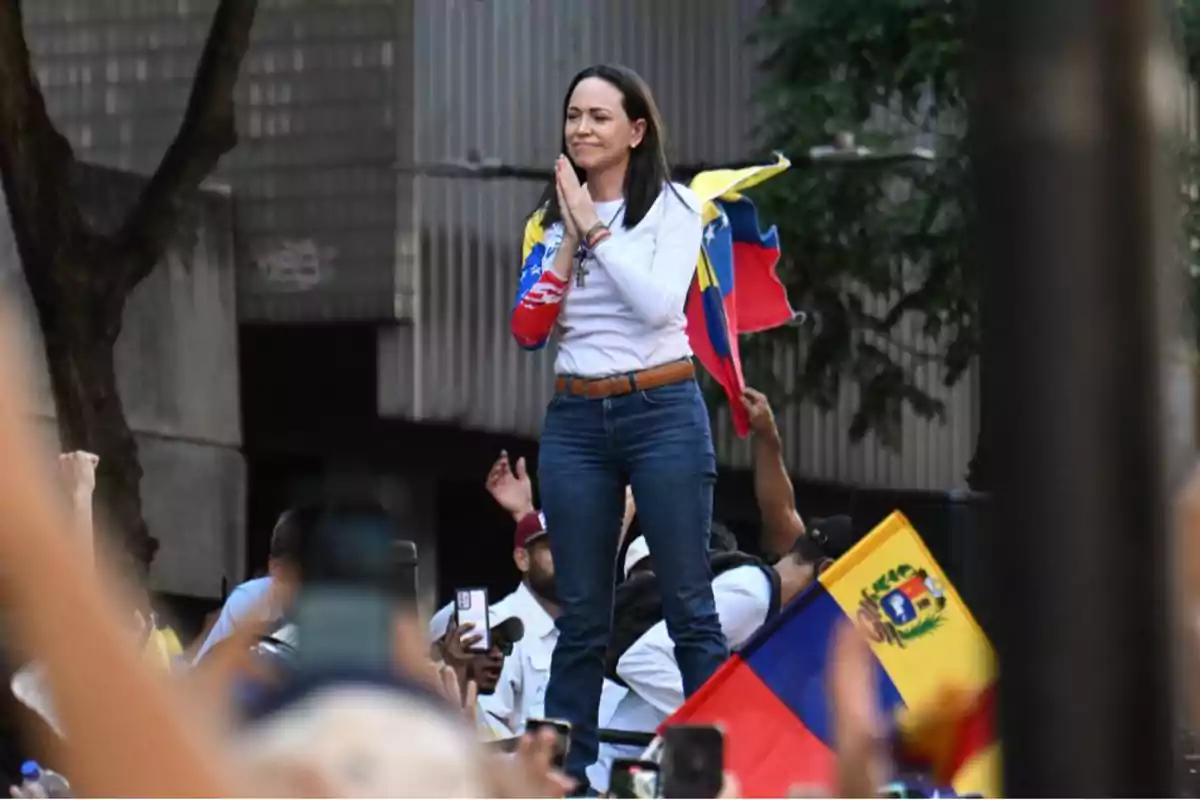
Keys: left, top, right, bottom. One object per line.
{"left": 574, "top": 203, "right": 624, "bottom": 289}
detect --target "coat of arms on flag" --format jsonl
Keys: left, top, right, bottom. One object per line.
{"left": 663, "top": 512, "right": 999, "bottom": 797}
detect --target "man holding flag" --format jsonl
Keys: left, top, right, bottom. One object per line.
{"left": 600, "top": 516, "right": 863, "bottom": 787}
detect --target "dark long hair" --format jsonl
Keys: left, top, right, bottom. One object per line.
{"left": 538, "top": 64, "right": 673, "bottom": 230}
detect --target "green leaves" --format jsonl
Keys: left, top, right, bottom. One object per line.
{"left": 750, "top": 0, "right": 975, "bottom": 449}
{"left": 751, "top": 0, "right": 1198, "bottom": 456}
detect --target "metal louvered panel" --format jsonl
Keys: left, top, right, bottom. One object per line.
{"left": 375, "top": 0, "right": 981, "bottom": 489}
{"left": 378, "top": 0, "right": 764, "bottom": 435}
{"left": 716, "top": 273, "right": 979, "bottom": 490}
{"left": 710, "top": 338, "right": 979, "bottom": 492}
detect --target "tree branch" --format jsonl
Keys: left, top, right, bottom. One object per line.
{"left": 111, "top": 0, "right": 259, "bottom": 292}
{"left": 0, "top": 0, "right": 83, "bottom": 266}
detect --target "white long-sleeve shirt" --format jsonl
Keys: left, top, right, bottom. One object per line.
{"left": 615, "top": 565, "right": 773, "bottom": 718}
{"left": 513, "top": 183, "right": 704, "bottom": 378}
{"left": 193, "top": 576, "right": 277, "bottom": 662}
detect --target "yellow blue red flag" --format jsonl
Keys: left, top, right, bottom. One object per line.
{"left": 687, "top": 155, "right": 794, "bottom": 436}
{"left": 665, "top": 512, "right": 999, "bottom": 797}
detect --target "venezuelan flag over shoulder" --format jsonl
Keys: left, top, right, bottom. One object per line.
{"left": 665, "top": 512, "right": 999, "bottom": 798}
{"left": 688, "top": 155, "right": 795, "bottom": 436}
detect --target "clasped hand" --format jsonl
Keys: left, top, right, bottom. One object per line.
{"left": 554, "top": 155, "right": 599, "bottom": 242}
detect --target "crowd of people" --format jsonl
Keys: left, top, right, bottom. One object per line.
{"left": 419, "top": 387, "right": 866, "bottom": 794}
{"left": 0, "top": 296, "right": 902, "bottom": 796}
{"left": 0, "top": 61, "right": 988, "bottom": 798}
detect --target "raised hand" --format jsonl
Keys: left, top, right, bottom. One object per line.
{"left": 442, "top": 619, "right": 483, "bottom": 674}
{"left": 554, "top": 158, "right": 580, "bottom": 243}
{"left": 555, "top": 156, "right": 600, "bottom": 236}
{"left": 58, "top": 451, "right": 99, "bottom": 553}
{"left": 486, "top": 450, "right": 535, "bottom": 521}
{"left": 740, "top": 387, "right": 778, "bottom": 439}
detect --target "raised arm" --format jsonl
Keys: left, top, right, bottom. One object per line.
{"left": 742, "top": 388, "right": 806, "bottom": 556}
{"left": 0, "top": 309, "right": 233, "bottom": 797}
{"left": 58, "top": 451, "right": 98, "bottom": 561}
{"left": 511, "top": 213, "right": 576, "bottom": 350}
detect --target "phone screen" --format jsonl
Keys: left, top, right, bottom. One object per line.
{"left": 661, "top": 724, "right": 725, "bottom": 799}
{"left": 525, "top": 718, "right": 571, "bottom": 770}
{"left": 610, "top": 758, "right": 660, "bottom": 799}
{"left": 455, "top": 587, "right": 491, "bottom": 652}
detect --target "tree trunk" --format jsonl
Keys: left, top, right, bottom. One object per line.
{"left": 0, "top": 0, "right": 259, "bottom": 571}
{"left": 31, "top": 267, "right": 157, "bottom": 569}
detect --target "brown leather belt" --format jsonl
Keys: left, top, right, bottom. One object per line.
{"left": 555, "top": 359, "right": 695, "bottom": 399}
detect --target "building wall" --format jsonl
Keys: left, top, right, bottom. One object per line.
{"left": 377, "top": 0, "right": 980, "bottom": 491}
{"left": 21, "top": 0, "right": 410, "bottom": 323}
{"left": 0, "top": 163, "right": 244, "bottom": 599}
{"left": 18, "top": 0, "right": 981, "bottom": 491}
{"left": 380, "top": 0, "right": 763, "bottom": 432}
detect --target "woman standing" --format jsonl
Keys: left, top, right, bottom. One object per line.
{"left": 510, "top": 64, "right": 727, "bottom": 788}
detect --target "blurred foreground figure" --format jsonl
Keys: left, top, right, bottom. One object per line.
{"left": 0, "top": 306, "right": 573, "bottom": 798}
{"left": 236, "top": 682, "right": 486, "bottom": 797}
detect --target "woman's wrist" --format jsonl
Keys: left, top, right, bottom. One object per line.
{"left": 584, "top": 222, "right": 611, "bottom": 249}
{"left": 574, "top": 211, "right": 600, "bottom": 234}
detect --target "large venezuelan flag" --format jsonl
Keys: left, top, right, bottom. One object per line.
{"left": 688, "top": 157, "right": 795, "bottom": 436}
{"left": 664, "top": 512, "right": 999, "bottom": 797}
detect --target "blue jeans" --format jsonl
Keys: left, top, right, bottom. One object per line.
{"left": 538, "top": 376, "right": 728, "bottom": 788}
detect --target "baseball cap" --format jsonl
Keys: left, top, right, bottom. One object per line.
{"left": 623, "top": 536, "right": 651, "bottom": 579}
{"left": 428, "top": 602, "right": 455, "bottom": 643}
{"left": 514, "top": 510, "right": 549, "bottom": 550}
{"left": 429, "top": 605, "right": 525, "bottom": 649}
{"left": 792, "top": 515, "right": 859, "bottom": 564}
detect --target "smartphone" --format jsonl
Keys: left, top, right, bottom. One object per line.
{"left": 660, "top": 724, "right": 725, "bottom": 799}
{"left": 455, "top": 587, "right": 491, "bottom": 652}
{"left": 293, "top": 505, "right": 404, "bottom": 673}
{"left": 525, "top": 717, "right": 571, "bottom": 770}
{"left": 610, "top": 758, "right": 660, "bottom": 799}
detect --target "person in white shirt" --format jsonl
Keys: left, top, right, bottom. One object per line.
{"left": 597, "top": 515, "right": 861, "bottom": 791}
{"left": 589, "top": 387, "right": 810, "bottom": 793}
{"left": 509, "top": 63, "right": 727, "bottom": 790}
{"left": 428, "top": 607, "right": 526, "bottom": 741}
{"left": 474, "top": 510, "right": 560, "bottom": 738}
{"left": 193, "top": 510, "right": 301, "bottom": 663}
{"left": 426, "top": 504, "right": 562, "bottom": 738}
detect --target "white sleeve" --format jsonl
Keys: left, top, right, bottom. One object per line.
{"left": 615, "top": 621, "right": 682, "bottom": 717}
{"left": 591, "top": 185, "right": 703, "bottom": 328}
{"left": 617, "top": 567, "right": 772, "bottom": 716}
{"left": 192, "top": 584, "right": 257, "bottom": 663}
{"left": 712, "top": 567, "right": 774, "bottom": 651}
